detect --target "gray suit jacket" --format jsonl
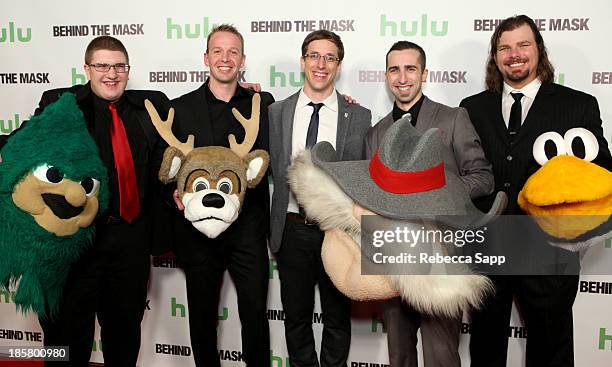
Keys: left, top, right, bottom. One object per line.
{"left": 365, "top": 96, "right": 493, "bottom": 199}
{"left": 269, "top": 90, "right": 372, "bottom": 253}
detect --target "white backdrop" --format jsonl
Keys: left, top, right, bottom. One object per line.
{"left": 1, "top": 0, "right": 611, "bottom": 366}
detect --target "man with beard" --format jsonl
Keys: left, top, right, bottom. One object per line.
{"left": 460, "top": 15, "right": 611, "bottom": 366}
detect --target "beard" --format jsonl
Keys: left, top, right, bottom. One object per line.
{"left": 499, "top": 56, "right": 536, "bottom": 86}
{"left": 504, "top": 68, "right": 531, "bottom": 83}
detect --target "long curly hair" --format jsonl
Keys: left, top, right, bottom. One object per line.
{"left": 485, "top": 15, "right": 555, "bottom": 92}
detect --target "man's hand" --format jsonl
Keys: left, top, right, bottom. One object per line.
{"left": 240, "top": 82, "right": 262, "bottom": 92}
{"left": 173, "top": 189, "right": 185, "bottom": 211}
{"left": 342, "top": 94, "right": 359, "bottom": 104}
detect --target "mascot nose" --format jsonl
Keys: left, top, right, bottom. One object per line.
{"left": 202, "top": 193, "right": 225, "bottom": 208}
{"left": 42, "top": 194, "right": 84, "bottom": 219}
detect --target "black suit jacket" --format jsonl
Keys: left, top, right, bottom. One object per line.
{"left": 460, "top": 82, "right": 611, "bottom": 215}
{"left": 37, "top": 83, "right": 171, "bottom": 213}
{"left": 1, "top": 83, "right": 173, "bottom": 254}
{"left": 170, "top": 83, "right": 275, "bottom": 263}
{"left": 461, "top": 83, "right": 611, "bottom": 274}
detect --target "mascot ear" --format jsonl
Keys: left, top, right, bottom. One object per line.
{"left": 244, "top": 149, "right": 270, "bottom": 188}
{"left": 159, "top": 147, "right": 184, "bottom": 184}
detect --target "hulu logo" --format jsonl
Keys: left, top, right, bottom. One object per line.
{"left": 555, "top": 73, "right": 565, "bottom": 86}
{"left": 380, "top": 14, "right": 448, "bottom": 37}
{"left": 170, "top": 297, "right": 228, "bottom": 320}
{"left": 599, "top": 328, "right": 612, "bottom": 350}
{"left": 1, "top": 113, "right": 21, "bottom": 134}
{"left": 270, "top": 66, "right": 304, "bottom": 88}
{"left": 0, "top": 289, "right": 16, "bottom": 303}
{"left": 166, "top": 18, "right": 217, "bottom": 39}
{"left": 171, "top": 297, "right": 186, "bottom": 317}
{"left": 91, "top": 339, "right": 103, "bottom": 352}
{"left": 0, "top": 22, "right": 31, "bottom": 43}
{"left": 218, "top": 307, "right": 228, "bottom": 321}
{"left": 270, "top": 350, "right": 291, "bottom": 367}
{"left": 371, "top": 313, "right": 387, "bottom": 333}
{"left": 72, "top": 68, "right": 86, "bottom": 86}
{"left": 269, "top": 258, "right": 278, "bottom": 279}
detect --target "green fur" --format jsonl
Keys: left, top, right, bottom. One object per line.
{"left": 0, "top": 93, "right": 109, "bottom": 318}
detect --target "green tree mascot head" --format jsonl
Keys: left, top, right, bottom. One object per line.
{"left": 0, "top": 93, "right": 108, "bottom": 318}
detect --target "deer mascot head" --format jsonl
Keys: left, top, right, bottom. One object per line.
{"left": 145, "top": 94, "right": 269, "bottom": 238}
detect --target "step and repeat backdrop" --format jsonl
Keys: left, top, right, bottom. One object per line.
{"left": 1, "top": 0, "right": 611, "bottom": 366}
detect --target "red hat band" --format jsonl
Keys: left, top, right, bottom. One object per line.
{"left": 369, "top": 151, "right": 446, "bottom": 194}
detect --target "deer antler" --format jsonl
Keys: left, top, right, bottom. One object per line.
{"left": 229, "top": 93, "right": 261, "bottom": 158}
{"left": 144, "top": 99, "right": 194, "bottom": 156}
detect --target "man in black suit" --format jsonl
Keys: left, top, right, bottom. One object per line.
{"left": 0, "top": 36, "right": 172, "bottom": 366}
{"left": 170, "top": 24, "right": 274, "bottom": 367}
{"left": 460, "top": 15, "right": 612, "bottom": 367}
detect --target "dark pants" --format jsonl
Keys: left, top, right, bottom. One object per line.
{"left": 277, "top": 219, "right": 352, "bottom": 367}
{"left": 384, "top": 297, "right": 461, "bottom": 367}
{"left": 469, "top": 275, "right": 579, "bottom": 367}
{"left": 39, "top": 218, "right": 151, "bottom": 367}
{"left": 177, "top": 210, "right": 270, "bottom": 367}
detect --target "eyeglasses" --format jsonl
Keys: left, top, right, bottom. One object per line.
{"left": 87, "top": 63, "right": 130, "bottom": 73}
{"left": 303, "top": 53, "right": 340, "bottom": 63}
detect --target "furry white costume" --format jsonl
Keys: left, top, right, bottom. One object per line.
{"left": 288, "top": 117, "right": 507, "bottom": 316}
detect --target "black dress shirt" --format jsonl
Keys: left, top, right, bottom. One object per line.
{"left": 392, "top": 94, "right": 425, "bottom": 124}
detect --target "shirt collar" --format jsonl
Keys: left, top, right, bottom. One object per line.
{"left": 297, "top": 89, "right": 338, "bottom": 112}
{"left": 392, "top": 94, "right": 424, "bottom": 123}
{"left": 503, "top": 77, "right": 542, "bottom": 100}
{"left": 91, "top": 88, "right": 126, "bottom": 111}
{"left": 204, "top": 78, "right": 248, "bottom": 102}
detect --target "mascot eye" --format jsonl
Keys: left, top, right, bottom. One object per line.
{"left": 33, "top": 164, "right": 64, "bottom": 184}
{"left": 217, "top": 179, "right": 233, "bottom": 194}
{"left": 533, "top": 132, "right": 566, "bottom": 166}
{"left": 81, "top": 177, "right": 100, "bottom": 196}
{"left": 192, "top": 178, "right": 209, "bottom": 192}
{"left": 563, "top": 128, "right": 599, "bottom": 162}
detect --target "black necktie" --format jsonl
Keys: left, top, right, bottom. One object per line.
{"left": 306, "top": 102, "right": 324, "bottom": 148}
{"left": 299, "top": 102, "right": 324, "bottom": 221}
{"left": 508, "top": 92, "right": 524, "bottom": 139}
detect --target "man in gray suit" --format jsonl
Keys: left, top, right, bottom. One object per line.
{"left": 365, "top": 41, "right": 493, "bottom": 367}
{"left": 269, "top": 30, "right": 371, "bottom": 367}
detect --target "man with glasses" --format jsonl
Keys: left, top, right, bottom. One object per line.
{"left": 0, "top": 35, "right": 172, "bottom": 366}
{"left": 269, "top": 29, "right": 371, "bottom": 366}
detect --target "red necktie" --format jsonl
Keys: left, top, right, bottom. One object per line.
{"left": 108, "top": 103, "right": 140, "bottom": 223}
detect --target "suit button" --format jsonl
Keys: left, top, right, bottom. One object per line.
{"left": 503, "top": 182, "right": 511, "bottom": 188}
{"left": 506, "top": 155, "right": 513, "bottom": 161}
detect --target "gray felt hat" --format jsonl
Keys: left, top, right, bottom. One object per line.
{"left": 311, "top": 116, "right": 507, "bottom": 228}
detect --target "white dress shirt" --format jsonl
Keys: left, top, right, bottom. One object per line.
{"left": 502, "top": 78, "right": 542, "bottom": 128}
{"left": 287, "top": 89, "right": 339, "bottom": 213}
